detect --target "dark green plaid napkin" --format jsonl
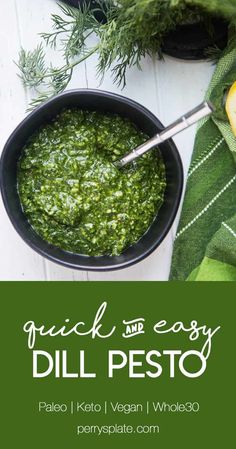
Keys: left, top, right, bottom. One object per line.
{"left": 170, "top": 34, "right": 236, "bottom": 281}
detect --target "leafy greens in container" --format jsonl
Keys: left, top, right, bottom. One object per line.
{"left": 17, "top": 0, "right": 236, "bottom": 109}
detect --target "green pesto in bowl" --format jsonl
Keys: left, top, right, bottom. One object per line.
{"left": 17, "top": 109, "right": 166, "bottom": 256}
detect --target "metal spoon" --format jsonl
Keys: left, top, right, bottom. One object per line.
{"left": 115, "top": 101, "right": 214, "bottom": 168}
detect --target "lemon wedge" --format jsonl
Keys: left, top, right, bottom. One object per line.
{"left": 225, "top": 81, "right": 236, "bottom": 136}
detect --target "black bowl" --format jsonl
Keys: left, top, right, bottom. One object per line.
{"left": 0, "top": 89, "right": 183, "bottom": 271}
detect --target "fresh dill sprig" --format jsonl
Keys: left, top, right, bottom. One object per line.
{"left": 16, "top": 3, "right": 99, "bottom": 109}
{"left": 17, "top": 0, "right": 235, "bottom": 110}
{"left": 17, "top": 43, "right": 47, "bottom": 88}
{"left": 41, "top": 2, "right": 99, "bottom": 59}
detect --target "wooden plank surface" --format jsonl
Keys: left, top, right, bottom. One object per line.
{"left": 0, "top": 0, "right": 214, "bottom": 280}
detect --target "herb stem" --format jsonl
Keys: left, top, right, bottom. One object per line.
{"left": 53, "top": 44, "right": 99, "bottom": 74}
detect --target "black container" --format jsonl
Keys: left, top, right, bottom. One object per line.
{"left": 0, "top": 90, "right": 183, "bottom": 271}
{"left": 62, "top": 0, "right": 106, "bottom": 22}
{"left": 162, "top": 18, "right": 228, "bottom": 60}
{"left": 61, "top": 1, "right": 228, "bottom": 60}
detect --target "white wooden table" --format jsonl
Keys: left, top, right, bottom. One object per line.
{"left": 0, "top": 0, "right": 214, "bottom": 281}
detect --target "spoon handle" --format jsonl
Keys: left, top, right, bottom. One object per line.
{"left": 116, "top": 101, "right": 214, "bottom": 168}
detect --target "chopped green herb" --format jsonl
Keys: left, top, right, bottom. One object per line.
{"left": 18, "top": 109, "right": 166, "bottom": 256}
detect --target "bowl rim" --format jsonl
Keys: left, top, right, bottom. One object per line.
{"left": 0, "top": 88, "right": 183, "bottom": 271}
